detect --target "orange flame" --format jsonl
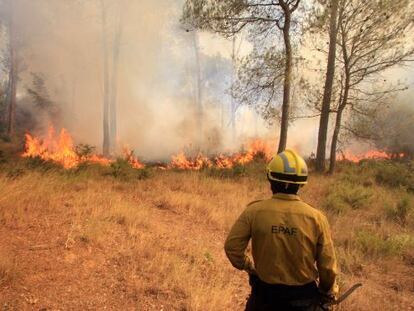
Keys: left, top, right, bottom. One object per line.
{"left": 22, "top": 126, "right": 144, "bottom": 169}
{"left": 338, "top": 150, "right": 404, "bottom": 162}
{"left": 170, "top": 152, "right": 213, "bottom": 170}
{"left": 122, "top": 147, "right": 145, "bottom": 169}
{"left": 23, "top": 127, "right": 79, "bottom": 169}
{"left": 22, "top": 127, "right": 274, "bottom": 170}
{"left": 169, "top": 139, "right": 273, "bottom": 170}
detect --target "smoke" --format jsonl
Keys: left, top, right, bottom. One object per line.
{"left": 2, "top": 0, "right": 413, "bottom": 160}
{"left": 348, "top": 88, "right": 414, "bottom": 156}
{"left": 0, "top": 0, "right": 269, "bottom": 160}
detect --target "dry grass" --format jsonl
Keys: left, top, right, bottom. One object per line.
{"left": 0, "top": 157, "right": 414, "bottom": 310}
{"left": 0, "top": 250, "right": 17, "bottom": 286}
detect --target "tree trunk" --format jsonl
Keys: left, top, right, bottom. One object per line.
{"left": 6, "top": 1, "right": 17, "bottom": 138}
{"left": 101, "top": 0, "right": 110, "bottom": 156}
{"left": 329, "top": 23, "right": 350, "bottom": 175}
{"left": 328, "top": 83, "right": 348, "bottom": 174}
{"left": 109, "top": 9, "right": 123, "bottom": 153}
{"left": 278, "top": 12, "right": 292, "bottom": 153}
{"left": 230, "top": 34, "right": 236, "bottom": 142}
{"left": 192, "top": 31, "right": 203, "bottom": 146}
{"left": 315, "top": 0, "right": 340, "bottom": 172}
{"left": 7, "top": 52, "right": 17, "bottom": 137}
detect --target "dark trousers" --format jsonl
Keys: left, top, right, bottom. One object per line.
{"left": 245, "top": 275, "right": 322, "bottom": 311}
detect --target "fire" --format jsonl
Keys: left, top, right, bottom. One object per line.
{"left": 122, "top": 147, "right": 145, "bottom": 169}
{"left": 22, "top": 127, "right": 273, "bottom": 170}
{"left": 22, "top": 127, "right": 407, "bottom": 171}
{"left": 22, "top": 126, "right": 143, "bottom": 169}
{"left": 232, "top": 139, "right": 273, "bottom": 165}
{"left": 338, "top": 150, "right": 404, "bottom": 162}
{"left": 170, "top": 152, "right": 212, "bottom": 170}
{"left": 23, "top": 127, "right": 80, "bottom": 169}
{"left": 169, "top": 139, "right": 273, "bottom": 170}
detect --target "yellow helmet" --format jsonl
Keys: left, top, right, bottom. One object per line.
{"left": 267, "top": 149, "right": 308, "bottom": 185}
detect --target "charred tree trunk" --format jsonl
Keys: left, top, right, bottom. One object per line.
{"left": 315, "top": 0, "right": 340, "bottom": 172}
{"left": 278, "top": 10, "right": 292, "bottom": 153}
{"left": 101, "top": 0, "right": 110, "bottom": 156}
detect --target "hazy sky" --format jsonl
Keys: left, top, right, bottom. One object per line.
{"left": 3, "top": 0, "right": 413, "bottom": 158}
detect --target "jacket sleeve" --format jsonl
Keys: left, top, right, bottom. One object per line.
{"left": 316, "top": 214, "right": 339, "bottom": 297}
{"left": 224, "top": 208, "right": 255, "bottom": 274}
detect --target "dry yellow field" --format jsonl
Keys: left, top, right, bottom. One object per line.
{"left": 0, "top": 155, "right": 413, "bottom": 310}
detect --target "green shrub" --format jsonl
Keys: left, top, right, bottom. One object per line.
{"left": 356, "top": 230, "right": 414, "bottom": 258}
{"left": 322, "top": 181, "right": 374, "bottom": 214}
{"left": 109, "top": 159, "right": 131, "bottom": 178}
{"left": 385, "top": 195, "right": 413, "bottom": 226}
{"left": 375, "top": 162, "right": 414, "bottom": 192}
{"left": 322, "top": 192, "right": 349, "bottom": 214}
{"left": 75, "top": 144, "right": 96, "bottom": 158}
{"left": 343, "top": 188, "right": 373, "bottom": 209}
{"left": 24, "top": 156, "right": 60, "bottom": 171}
{"left": 108, "top": 158, "right": 152, "bottom": 181}
{"left": 137, "top": 167, "right": 154, "bottom": 180}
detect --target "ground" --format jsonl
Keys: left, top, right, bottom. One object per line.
{"left": 0, "top": 148, "right": 414, "bottom": 310}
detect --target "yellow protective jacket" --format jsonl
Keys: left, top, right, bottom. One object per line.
{"left": 224, "top": 193, "right": 338, "bottom": 297}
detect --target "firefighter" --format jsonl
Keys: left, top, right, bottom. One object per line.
{"left": 224, "top": 149, "right": 338, "bottom": 311}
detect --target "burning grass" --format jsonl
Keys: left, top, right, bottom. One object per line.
{"left": 22, "top": 126, "right": 143, "bottom": 169}
{"left": 337, "top": 150, "right": 406, "bottom": 162}
{"left": 1, "top": 142, "right": 414, "bottom": 310}
{"left": 22, "top": 126, "right": 410, "bottom": 177}
{"left": 21, "top": 126, "right": 273, "bottom": 171}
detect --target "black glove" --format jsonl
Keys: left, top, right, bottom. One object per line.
{"left": 318, "top": 293, "right": 335, "bottom": 311}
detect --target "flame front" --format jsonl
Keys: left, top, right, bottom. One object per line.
{"left": 23, "top": 127, "right": 79, "bottom": 169}
{"left": 123, "top": 147, "right": 145, "bottom": 169}
{"left": 170, "top": 152, "right": 212, "bottom": 170}
{"left": 169, "top": 139, "right": 273, "bottom": 170}
{"left": 22, "top": 128, "right": 277, "bottom": 170}
{"left": 338, "top": 150, "right": 404, "bottom": 162}
{"left": 22, "top": 126, "right": 143, "bottom": 169}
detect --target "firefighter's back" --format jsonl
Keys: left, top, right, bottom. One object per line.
{"left": 248, "top": 193, "right": 326, "bottom": 286}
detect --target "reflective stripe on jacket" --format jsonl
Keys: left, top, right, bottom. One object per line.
{"left": 224, "top": 193, "right": 338, "bottom": 297}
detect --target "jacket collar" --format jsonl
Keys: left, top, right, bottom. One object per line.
{"left": 272, "top": 193, "right": 301, "bottom": 201}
